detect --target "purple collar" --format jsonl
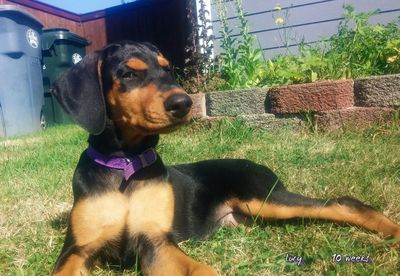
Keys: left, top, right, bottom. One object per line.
{"left": 86, "top": 146, "right": 157, "bottom": 180}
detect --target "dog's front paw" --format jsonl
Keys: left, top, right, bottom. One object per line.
{"left": 190, "top": 263, "right": 219, "bottom": 276}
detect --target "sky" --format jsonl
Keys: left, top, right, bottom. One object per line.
{"left": 36, "top": 0, "right": 135, "bottom": 14}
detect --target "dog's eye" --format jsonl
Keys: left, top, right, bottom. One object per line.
{"left": 122, "top": 71, "right": 138, "bottom": 80}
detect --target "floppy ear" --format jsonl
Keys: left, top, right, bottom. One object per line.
{"left": 51, "top": 51, "right": 106, "bottom": 135}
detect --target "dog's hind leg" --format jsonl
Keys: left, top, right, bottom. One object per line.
{"left": 53, "top": 192, "right": 128, "bottom": 276}
{"left": 227, "top": 191, "right": 400, "bottom": 239}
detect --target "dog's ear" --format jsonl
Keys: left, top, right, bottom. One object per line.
{"left": 52, "top": 51, "right": 106, "bottom": 135}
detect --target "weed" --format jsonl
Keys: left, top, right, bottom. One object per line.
{"left": 207, "top": 4, "right": 400, "bottom": 90}
{"left": 216, "top": 0, "right": 266, "bottom": 90}
{"left": 262, "top": 5, "right": 400, "bottom": 86}
{"left": 302, "top": 112, "right": 318, "bottom": 133}
{"left": 323, "top": 5, "right": 400, "bottom": 79}
{"left": 271, "top": 3, "right": 299, "bottom": 55}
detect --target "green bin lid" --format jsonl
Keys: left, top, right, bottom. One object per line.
{"left": 41, "top": 28, "right": 91, "bottom": 51}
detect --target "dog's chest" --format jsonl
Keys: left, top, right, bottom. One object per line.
{"left": 124, "top": 180, "right": 175, "bottom": 235}
{"left": 71, "top": 180, "right": 175, "bottom": 247}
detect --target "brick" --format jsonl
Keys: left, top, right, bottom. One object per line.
{"left": 314, "top": 107, "right": 394, "bottom": 131}
{"left": 206, "top": 89, "right": 269, "bottom": 116}
{"left": 189, "top": 93, "right": 206, "bottom": 118}
{"left": 268, "top": 80, "right": 354, "bottom": 114}
{"left": 354, "top": 74, "right": 400, "bottom": 107}
{"left": 238, "top": 113, "right": 304, "bottom": 131}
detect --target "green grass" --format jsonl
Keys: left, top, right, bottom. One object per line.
{"left": 1, "top": 120, "right": 399, "bottom": 275}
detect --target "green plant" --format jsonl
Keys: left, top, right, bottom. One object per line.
{"left": 323, "top": 5, "right": 400, "bottom": 79}
{"left": 261, "top": 5, "right": 400, "bottom": 87}
{"left": 261, "top": 47, "right": 327, "bottom": 86}
{"left": 185, "top": 4, "right": 399, "bottom": 91}
{"left": 302, "top": 111, "right": 319, "bottom": 133}
{"left": 271, "top": 3, "right": 299, "bottom": 55}
{"left": 216, "top": 0, "right": 265, "bottom": 90}
{"left": 389, "top": 109, "right": 400, "bottom": 131}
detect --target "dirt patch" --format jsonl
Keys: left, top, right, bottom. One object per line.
{"left": 1, "top": 136, "right": 43, "bottom": 147}
{"left": 0, "top": 197, "right": 72, "bottom": 239}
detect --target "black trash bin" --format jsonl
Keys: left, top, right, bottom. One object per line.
{"left": 0, "top": 5, "right": 44, "bottom": 138}
{"left": 41, "top": 28, "right": 90, "bottom": 126}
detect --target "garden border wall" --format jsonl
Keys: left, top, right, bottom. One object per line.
{"left": 189, "top": 74, "right": 400, "bottom": 131}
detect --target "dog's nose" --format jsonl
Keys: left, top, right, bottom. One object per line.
{"left": 164, "top": 94, "right": 193, "bottom": 118}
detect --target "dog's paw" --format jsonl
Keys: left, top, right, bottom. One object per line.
{"left": 190, "top": 263, "right": 219, "bottom": 276}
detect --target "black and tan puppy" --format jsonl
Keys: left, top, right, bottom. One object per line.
{"left": 51, "top": 41, "right": 400, "bottom": 275}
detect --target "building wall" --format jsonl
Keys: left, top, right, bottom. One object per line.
{"left": 103, "top": 0, "right": 190, "bottom": 69}
{"left": 2, "top": 0, "right": 107, "bottom": 53}
{"left": 211, "top": 0, "right": 400, "bottom": 58}
{"left": 1, "top": 0, "right": 189, "bottom": 65}
{"left": 81, "top": 18, "right": 107, "bottom": 53}
{"left": 3, "top": 0, "right": 84, "bottom": 36}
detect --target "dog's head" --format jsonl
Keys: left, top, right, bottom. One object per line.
{"left": 52, "top": 41, "right": 192, "bottom": 144}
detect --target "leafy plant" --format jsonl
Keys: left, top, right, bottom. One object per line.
{"left": 216, "top": 0, "right": 265, "bottom": 90}
{"left": 261, "top": 5, "right": 400, "bottom": 87}
{"left": 260, "top": 44, "right": 328, "bottom": 86}
{"left": 212, "top": 3, "right": 400, "bottom": 89}
{"left": 324, "top": 5, "right": 400, "bottom": 79}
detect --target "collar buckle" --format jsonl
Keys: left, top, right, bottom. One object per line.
{"left": 139, "top": 154, "right": 148, "bottom": 167}
{"left": 124, "top": 157, "right": 131, "bottom": 164}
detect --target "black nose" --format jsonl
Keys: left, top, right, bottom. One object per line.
{"left": 164, "top": 94, "right": 193, "bottom": 118}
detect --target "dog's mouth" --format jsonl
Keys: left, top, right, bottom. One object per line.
{"left": 140, "top": 112, "right": 192, "bottom": 134}
{"left": 160, "top": 117, "right": 191, "bottom": 133}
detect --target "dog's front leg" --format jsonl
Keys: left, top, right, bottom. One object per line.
{"left": 127, "top": 182, "right": 218, "bottom": 275}
{"left": 53, "top": 192, "right": 128, "bottom": 275}
{"left": 134, "top": 235, "right": 218, "bottom": 276}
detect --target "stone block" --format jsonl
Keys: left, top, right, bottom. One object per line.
{"left": 189, "top": 93, "right": 206, "bottom": 118}
{"left": 314, "top": 107, "right": 394, "bottom": 131}
{"left": 268, "top": 80, "right": 354, "bottom": 113}
{"left": 206, "top": 89, "right": 268, "bottom": 116}
{"left": 354, "top": 74, "right": 400, "bottom": 107}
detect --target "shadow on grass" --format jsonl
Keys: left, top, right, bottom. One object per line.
{"left": 50, "top": 210, "right": 70, "bottom": 230}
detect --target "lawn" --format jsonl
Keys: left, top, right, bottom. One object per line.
{"left": 0, "top": 120, "right": 399, "bottom": 275}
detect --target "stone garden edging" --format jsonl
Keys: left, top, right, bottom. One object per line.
{"left": 189, "top": 74, "right": 400, "bottom": 131}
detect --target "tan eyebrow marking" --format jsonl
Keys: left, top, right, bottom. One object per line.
{"left": 157, "top": 55, "right": 169, "bottom": 67}
{"left": 126, "top": 58, "right": 149, "bottom": 70}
